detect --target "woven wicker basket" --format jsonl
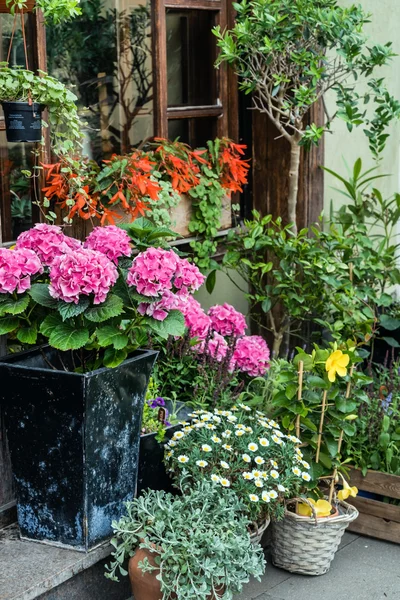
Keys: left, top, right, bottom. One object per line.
{"left": 271, "top": 499, "right": 359, "bottom": 576}
{"left": 249, "top": 517, "right": 270, "bottom": 545}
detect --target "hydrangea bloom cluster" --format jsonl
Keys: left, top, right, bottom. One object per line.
{"left": 175, "top": 296, "right": 212, "bottom": 339}
{"left": 165, "top": 406, "right": 308, "bottom": 521}
{"left": 16, "top": 223, "right": 82, "bottom": 266}
{"left": 208, "top": 303, "right": 247, "bottom": 337}
{"left": 49, "top": 248, "right": 118, "bottom": 304}
{"left": 84, "top": 226, "right": 132, "bottom": 264}
{"left": 0, "top": 247, "right": 43, "bottom": 294}
{"left": 129, "top": 248, "right": 205, "bottom": 321}
{"left": 231, "top": 336, "right": 271, "bottom": 377}
{"left": 196, "top": 332, "right": 229, "bottom": 362}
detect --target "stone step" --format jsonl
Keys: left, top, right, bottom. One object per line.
{"left": 0, "top": 524, "right": 131, "bottom": 600}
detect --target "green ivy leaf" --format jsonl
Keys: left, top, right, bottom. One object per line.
{"left": 145, "top": 310, "right": 185, "bottom": 340}
{"left": 0, "top": 316, "right": 19, "bottom": 334}
{"left": 103, "top": 347, "right": 128, "bottom": 368}
{"left": 96, "top": 326, "right": 129, "bottom": 350}
{"left": 57, "top": 298, "right": 90, "bottom": 321}
{"left": 29, "top": 284, "right": 58, "bottom": 308}
{"left": 0, "top": 294, "right": 29, "bottom": 316}
{"left": 85, "top": 295, "right": 124, "bottom": 323}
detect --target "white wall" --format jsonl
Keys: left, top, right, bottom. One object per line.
{"left": 195, "top": 270, "right": 249, "bottom": 316}
{"left": 324, "top": 0, "right": 400, "bottom": 213}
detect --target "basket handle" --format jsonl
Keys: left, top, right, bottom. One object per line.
{"left": 285, "top": 497, "right": 318, "bottom": 525}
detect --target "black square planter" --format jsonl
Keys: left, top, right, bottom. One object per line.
{"left": 0, "top": 346, "right": 157, "bottom": 551}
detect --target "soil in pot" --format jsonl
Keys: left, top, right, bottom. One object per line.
{"left": 129, "top": 547, "right": 225, "bottom": 600}
{"left": 2, "top": 101, "right": 43, "bottom": 143}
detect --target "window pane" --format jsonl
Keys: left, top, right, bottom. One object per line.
{"left": 166, "top": 9, "right": 217, "bottom": 107}
{"left": 46, "top": 0, "right": 154, "bottom": 161}
{"left": 168, "top": 117, "right": 217, "bottom": 148}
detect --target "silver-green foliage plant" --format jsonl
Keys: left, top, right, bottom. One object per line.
{"left": 0, "top": 64, "right": 83, "bottom": 155}
{"left": 105, "top": 482, "right": 265, "bottom": 599}
{"left": 213, "top": 0, "right": 400, "bottom": 231}
{"left": 6, "top": 0, "right": 81, "bottom": 23}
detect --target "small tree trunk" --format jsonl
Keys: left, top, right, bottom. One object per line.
{"left": 287, "top": 137, "right": 301, "bottom": 233}
{"left": 272, "top": 330, "right": 284, "bottom": 358}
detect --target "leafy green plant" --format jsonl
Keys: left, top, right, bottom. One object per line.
{"left": 213, "top": 0, "right": 400, "bottom": 230}
{"left": 342, "top": 359, "right": 400, "bottom": 476}
{"left": 0, "top": 64, "right": 82, "bottom": 155}
{"left": 6, "top": 0, "right": 81, "bottom": 23}
{"left": 267, "top": 342, "right": 370, "bottom": 484}
{"left": 105, "top": 481, "right": 266, "bottom": 598}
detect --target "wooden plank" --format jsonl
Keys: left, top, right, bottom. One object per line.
{"left": 165, "top": 0, "right": 221, "bottom": 9}
{"left": 349, "top": 468, "right": 400, "bottom": 501}
{"left": 348, "top": 496, "right": 400, "bottom": 523}
{"left": 152, "top": 0, "right": 168, "bottom": 137}
{"left": 348, "top": 510, "right": 400, "bottom": 544}
{"left": 167, "top": 104, "right": 223, "bottom": 119}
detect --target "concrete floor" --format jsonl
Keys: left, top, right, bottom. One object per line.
{"left": 235, "top": 532, "right": 400, "bottom": 600}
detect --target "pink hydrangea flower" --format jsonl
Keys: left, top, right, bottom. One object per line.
{"left": 16, "top": 223, "right": 82, "bottom": 266}
{"left": 175, "top": 295, "right": 212, "bottom": 339}
{"left": 208, "top": 303, "right": 247, "bottom": 337}
{"left": 0, "top": 247, "right": 43, "bottom": 294}
{"left": 49, "top": 248, "right": 118, "bottom": 304}
{"left": 194, "top": 332, "right": 229, "bottom": 362}
{"left": 231, "top": 335, "right": 270, "bottom": 376}
{"left": 84, "top": 226, "right": 132, "bottom": 264}
{"left": 127, "top": 247, "right": 178, "bottom": 297}
{"left": 174, "top": 258, "right": 205, "bottom": 295}
{"left": 138, "top": 290, "right": 179, "bottom": 321}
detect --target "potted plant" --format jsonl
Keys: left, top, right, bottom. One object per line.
{"left": 164, "top": 405, "right": 306, "bottom": 543}
{"left": 0, "top": 221, "right": 205, "bottom": 549}
{"left": 0, "top": 64, "right": 82, "bottom": 153}
{"left": 105, "top": 481, "right": 266, "bottom": 599}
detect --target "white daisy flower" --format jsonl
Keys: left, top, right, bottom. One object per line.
{"left": 292, "top": 466, "right": 301, "bottom": 476}
{"left": 252, "top": 470, "right": 262, "bottom": 479}
{"left": 273, "top": 429, "right": 284, "bottom": 438}
{"left": 248, "top": 442, "right": 258, "bottom": 452}
{"left": 272, "top": 435, "right": 283, "bottom": 445}
{"left": 249, "top": 494, "right": 259, "bottom": 502}
{"left": 206, "top": 423, "right": 216, "bottom": 430}
{"left": 168, "top": 440, "right": 177, "bottom": 447}
{"left": 262, "top": 491, "right": 271, "bottom": 503}
{"left": 270, "top": 460, "right": 278, "bottom": 468}
{"left": 211, "top": 474, "right": 220, "bottom": 483}
{"left": 236, "top": 424, "right": 245, "bottom": 430}
{"left": 254, "top": 456, "right": 265, "bottom": 465}
{"left": 201, "top": 414, "right": 212, "bottom": 421}
{"left": 259, "top": 437, "right": 270, "bottom": 447}
{"left": 183, "top": 426, "right": 193, "bottom": 433}
{"left": 212, "top": 416, "right": 221, "bottom": 423}
{"left": 295, "top": 448, "right": 303, "bottom": 457}
{"left": 220, "top": 478, "right": 231, "bottom": 487}
{"left": 220, "top": 461, "right": 230, "bottom": 469}
{"left": 254, "top": 479, "right": 264, "bottom": 488}
{"left": 235, "top": 430, "right": 245, "bottom": 437}
{"left": 212, "top": 435, "right": 221, "bottom": 443}
{"left": 173, "top": 431, "right": 185, "bottom": 440}
{"left": 227, "top": 415, "right": 238, "bottom": 423}
{"left": 277, "top": 484, "right": 286, "bottom": 492}
{"left": 222, "top": 430, "right": 232, "bottom": 438}
{"left": 202, "top": 444, "right": 212, "bottom": 452}
{"left": 302, "top": 472, "right": 311, "bottom": 482}
{"left": 244, "top": 427, "right": 253, "bottom": 433}
{"left": 165, "top": 451, "right": 174, "bottom": 458}
{"left": 222, "top": 444, "right": 233, "bottom": 451}
{"left": 178, "top": 455, "right": 189, "bottom": 463}
{"left": 243, "top": 472, "right": 254, "bottom": 480}
{"left": 270, "top": 470, "right": 279, "bottom": 479}
{"left": 261, "top": 471, "right": 269, "bottom": 480}
{"left": 301, "top": 460, "right": 310, "bottom": 469}
{"left": 196, "top": 460, "right": 208, "bottom": 468}
{"left": 242, "top": 453, "right": 251, "bottom": 463}
{"left": 269, "top": 490, "right": 278, "bottom": 499}
{"left": 270, "top": 420, "right": 280, "bottom": 429}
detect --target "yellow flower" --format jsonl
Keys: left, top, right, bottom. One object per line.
{"left": 337, "top": 476, "right": 358, "bottom": 501}
{"left": 325, "top": 350, "right": 350, "bottom": 383}
{"left": 297, "top": 498, "right": 332, "bottom": 518}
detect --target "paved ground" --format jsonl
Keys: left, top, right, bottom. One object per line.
{"left": 235, "top": 532, "right": 400, "bottom": 600}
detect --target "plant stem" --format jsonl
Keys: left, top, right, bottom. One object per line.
{"left": 287, "top": 138, "right": 301, "bottom": 233}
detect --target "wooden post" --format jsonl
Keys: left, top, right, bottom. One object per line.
{"left": 296, "top": 360, "right": 304, "bottom": 439}
{"left": 316, "top": 389, "right": 328, "bottom": 464}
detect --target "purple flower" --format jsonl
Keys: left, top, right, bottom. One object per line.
{"left": 147, "top": 397, "right": 166, "bottom": 409}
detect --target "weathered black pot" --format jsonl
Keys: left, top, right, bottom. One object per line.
{"left": 2, "top": 101, "right": 43, "bottom": 143}
{"left": 0, "top": 346, "right": 157, "bottom": 551}
{"left": 137, "top": 402, "right": 192, "bottom": 496}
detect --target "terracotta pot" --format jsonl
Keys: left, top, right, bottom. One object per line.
{"left": 129, "top": 547, "right": 225, "bottom": 600}
{"left": 0, "top": 0, "right": 35, "bottom": 13}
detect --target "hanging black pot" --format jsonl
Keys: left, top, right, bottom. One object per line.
{"left": 2, "top": 101, "right": 43, "bottom": 143}
{"left": 0, "top": 346, "right": 158, "bottom": 551}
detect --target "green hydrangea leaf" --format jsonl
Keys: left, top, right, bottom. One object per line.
{"left": 85, "top": 295, "right": 124, "bottom": 323}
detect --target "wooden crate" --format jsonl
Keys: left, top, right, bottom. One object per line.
{"left": 347, "top": 467, "right": 400, "bottom": 544}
